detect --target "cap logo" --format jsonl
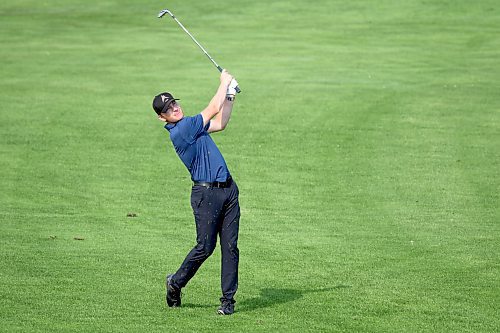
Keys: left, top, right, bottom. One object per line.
{"left": 161, "top": 95, "right": 170, "bottom": 103}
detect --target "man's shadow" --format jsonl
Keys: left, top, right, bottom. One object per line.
{"left": 182, "top": 285, "right": 350, "bottom": 310}
{"left": 237, "top": 285, "right": 350, "bottom": 312}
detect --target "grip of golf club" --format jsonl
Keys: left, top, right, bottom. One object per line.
{"left": 217, "top": 66, "right": 223, "bottom": 72}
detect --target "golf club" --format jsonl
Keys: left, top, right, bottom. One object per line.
{"left": 158, "top": 9, "right": 241, "bottom": 93}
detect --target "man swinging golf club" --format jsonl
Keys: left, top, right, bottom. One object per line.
{"left": 152, "top": 70, "right": 240, "bottom": 315}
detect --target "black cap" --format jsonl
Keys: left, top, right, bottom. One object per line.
{"left": 152, "top": 92, "right": 180, "bottom": 115}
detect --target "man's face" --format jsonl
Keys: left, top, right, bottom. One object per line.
{"left": 159, "top": 101, "right": 184, "bottom": 123}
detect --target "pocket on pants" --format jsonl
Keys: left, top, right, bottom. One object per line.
{"left": 191, "top": 186, "right": 206, "bottom": 209}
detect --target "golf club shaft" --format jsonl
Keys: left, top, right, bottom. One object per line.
{"left": 158, "top": 9, "right": 241, "bottom": 93}
{"left": 170, "top": 14, "right": 222, "bottom": 71}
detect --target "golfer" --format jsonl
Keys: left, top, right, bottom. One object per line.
{"left": 152, "top": 70, "right": 240, "bottom": 315}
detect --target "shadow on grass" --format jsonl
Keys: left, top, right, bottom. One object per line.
{"left": 238, "top": 285, "right": 350, "bottom": 312}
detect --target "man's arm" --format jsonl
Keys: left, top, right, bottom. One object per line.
{"left": 208, "top": 97, "right": 234, "bottom": 133}
{"left": 200, "top": 70, "right": 233, "bottom": 127}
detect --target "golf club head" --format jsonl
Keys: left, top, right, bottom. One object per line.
{"left": 158, "top": 9, "right": 174, "bottom": 18}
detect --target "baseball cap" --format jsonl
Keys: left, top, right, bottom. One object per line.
{"left": 152, "top": 92, "right": 180, "bottom": 115}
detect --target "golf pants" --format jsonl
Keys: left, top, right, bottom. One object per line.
{"left": 171, "top": 180, "right": 240, "bottom": 301}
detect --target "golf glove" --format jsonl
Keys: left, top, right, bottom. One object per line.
{"left": 226, "top": 78, "right": 239, "bottom": 97}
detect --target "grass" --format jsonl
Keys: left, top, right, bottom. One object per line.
{"left": 1, "top": 0, "right": 499, "bottom": 332}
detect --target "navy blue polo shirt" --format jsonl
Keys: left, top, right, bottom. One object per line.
{"left": 165, "top": 114, "right": 230, "bottom": 182}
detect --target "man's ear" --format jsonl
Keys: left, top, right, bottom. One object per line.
{"left": 157, "top": 114, "right": 167, "bottom": 123}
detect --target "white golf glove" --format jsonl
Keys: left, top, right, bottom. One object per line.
{"left": 226, "top": 78, "right": 239, "bottom": 96}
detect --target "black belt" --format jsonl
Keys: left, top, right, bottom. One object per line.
{"left": 193, "top": 177, "right": 233, "bottom": 188}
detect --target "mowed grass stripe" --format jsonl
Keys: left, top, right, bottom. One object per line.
{"left": 1, "top": 0, "right": 499, "bottom": 332}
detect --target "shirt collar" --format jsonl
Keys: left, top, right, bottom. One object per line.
{"left": 164, "top": 116, "right": 186, "bottom": 131}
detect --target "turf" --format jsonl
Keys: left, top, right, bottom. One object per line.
{"left": 1, "top": 0, "right": 499, "bottom": 332}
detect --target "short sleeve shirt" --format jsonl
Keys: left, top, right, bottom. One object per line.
{"left": 165, "top": 114, "right": 230, "bottom": 182}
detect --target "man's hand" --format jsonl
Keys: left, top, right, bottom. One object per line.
{"left": 220, "top": 69, "right": 233, "bottom": 86}
{"left": 226, "top": 78, "right": 239, "bottom": 97}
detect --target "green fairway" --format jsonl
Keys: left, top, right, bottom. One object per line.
{"left": 1, "top": 0, "right": 499, "bottom": 331}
